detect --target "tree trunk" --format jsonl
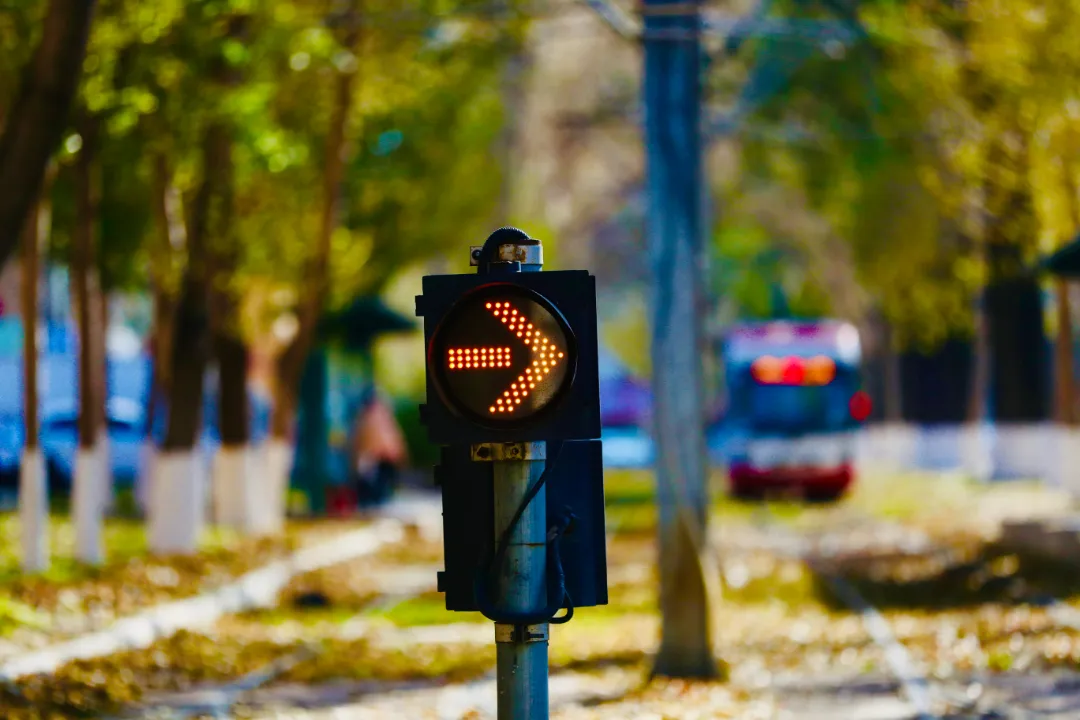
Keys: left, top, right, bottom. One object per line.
{"left": 152, "top": 120, "right": 231, "bottom": 551}
{"left": 882, "top": 320, "right": 903, "bottom": 423}
{"left": 984, "top": 242, "right": 1048, "bottom": 422}
{"left": 96, "top": 287, "right": 110, "bottom": 505}
{"left": 643, "top": 0, "right": 722, "bottom": 680}
{"left": 984, "top": 238, "right": 1048, "bottom": 481}
{"left": 267, "top": 7, "right": 361, "bottom": 522}
{"left": 22, "top": 203, "right": 41, "bottom": 452}
{"left": 139, "top": 154, "right": 185, "bottom": 514}
{"left": 199, "top": 15, "right": 255, "bottom": 531}
{"left": 0, "top": 0, "right": 96, "bottom": 270}
{"left": 1054, "top": 277, "right": 1074, "bottom": 425}
{"left": 496, "top": 45, "right": 528, "bottom": 221}
{"left": 19, "top": 167, "right": 53, "bottom": 572}
{"left": 968, "top": 296, "right": 989, "bottom": 424}
{"left": 98, "top": 289, "right": 109, "bottom": 416}
{"left": 149, "top": 153, "right": 185, "bottom": 398}
{"left": 203, "top": 119, "right": 247, "bottom": 451}
{"left": 71, "top": 117, "right": 103, "bottom": 564}
{"left": 151, "top": 159, "right": 211, "bottom": 551}
{"left": 1058, "top": 175, "right": 1080, "bottom": 429}
{"left": 160, "top": 275, "right": 208, "bottom": 451}
{"left": 271, "top": 3, "right": 360, "bottom": 439}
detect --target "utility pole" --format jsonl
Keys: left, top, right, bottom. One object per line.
{"left": 642, "top": 0, "right": 721, "bottom": 678}
{"left": 498, "top": 49, "right": 527, "bottom": 220}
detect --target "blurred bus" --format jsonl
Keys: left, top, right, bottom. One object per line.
{"left": 721, "top": 320, "right": 871, "bottom": 502}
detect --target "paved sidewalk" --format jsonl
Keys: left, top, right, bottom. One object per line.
{"left": 0, "top": 492, "right": 441, "bottom": 681}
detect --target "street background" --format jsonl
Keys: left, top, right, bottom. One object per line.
{"left": 4, "top": 0, "right": 1080, "bottom": 718}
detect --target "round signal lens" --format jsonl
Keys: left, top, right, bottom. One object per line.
{"left": 430, "top": 285, "right": 575, "bottom": 424}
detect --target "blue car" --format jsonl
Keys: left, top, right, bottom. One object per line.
{"left": 0, "top": 320, "right": 271, "bottom": 491}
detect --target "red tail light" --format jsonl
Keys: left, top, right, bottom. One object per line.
{"left": 849, "top": 391, "right": 872, "bottom": 422}
{"left": 781, "top": 358, "right": 805, "bottom": 384}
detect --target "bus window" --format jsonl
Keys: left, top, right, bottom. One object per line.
{"left": 735, "top": 366, "right": 859, "bottom": 434}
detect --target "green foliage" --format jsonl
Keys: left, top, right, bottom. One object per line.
{"left": 711, "top": 221, "right": 835, "bottom": 322}
{"left": 0, "top": 0, "right": 46, "bottom": 107}
{"left": 9, "top": 0, "right": 525, "bottom": 332}
{"left": 725, "top": 0, "right": 1080, "bottom": 350}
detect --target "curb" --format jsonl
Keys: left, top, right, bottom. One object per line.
{"left": 0, "top": 516, "right": 411, "bottom": 681}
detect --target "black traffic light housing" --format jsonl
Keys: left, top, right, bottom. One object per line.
{"left": 436, "top": 440, "right": 608, "bottom": 611}
{"left": 415, "top": 269, "right": 601, "bottom": 445}
{"left": 419, "top": 227, "right": 608, "bottom": 617}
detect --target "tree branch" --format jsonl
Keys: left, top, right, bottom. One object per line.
{"left": 0, "top": 0, "right": 96, "bottom": 270}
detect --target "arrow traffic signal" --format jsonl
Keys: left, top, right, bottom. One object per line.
{"left": 417, "top": 271, "right": 600, "bottom": 445}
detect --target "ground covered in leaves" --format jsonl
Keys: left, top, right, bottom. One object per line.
{"left": 3, "top": 473, "right": 1080, "bottom": 719}
{"left": 0, "top": 513, "right": 373, "bottom": 660}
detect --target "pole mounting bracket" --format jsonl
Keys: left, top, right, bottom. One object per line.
{"left": 471, "top": 442, "right": 547, "bottom": 462}
{"left": 494, "top": 623, "right": 549, "bottom": 644}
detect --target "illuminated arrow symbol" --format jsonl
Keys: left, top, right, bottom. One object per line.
{"left": 445, "top": 300, "right": 566, "bottom": 414}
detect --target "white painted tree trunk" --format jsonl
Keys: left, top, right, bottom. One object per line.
{"left": 1048, "top": 424, "right": 1080, "bottom": 496}
{"left": 914, "top": 425, "right": 965, "bottom": 471}
{"left": 98, "top": 434, "right": 112, "bottom": 514}
{"left": 992, "top": 423, "right": 1053, "bottom": 481}
{"left": 856, "top": 423, "right": 917, "bottom": 474}
{"left": 19, "top": 448, "right": 48, "bottom": 572}
{"left": 211, "top": 444, "right": 253, "bottom": 530}
{"left": 254, "top": 438, "right": 291, "bottom": 535}
{"left": 149, "top": 450, "right": 204, "bottom": 554}
{"left": 73, "top": 444, "right": 104, "bottom": 564}
{"left": 960, "top": 423, "right": 993, "bottom": 482}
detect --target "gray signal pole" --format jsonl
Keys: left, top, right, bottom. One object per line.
{"left": 489, "top": 441, "right": 549, "bottom": 719}
{"left": 642, "top": 0, "right": 720, "bottom": 677}
{"left": 471, "top": 238, "right": 551, "bottom": 719}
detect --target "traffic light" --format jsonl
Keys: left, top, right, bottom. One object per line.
{"left": 416, "top": 268, "right": 601, "bottom": 445}
{"left": 417, "top": 228, "right": 608, "bottom": 624}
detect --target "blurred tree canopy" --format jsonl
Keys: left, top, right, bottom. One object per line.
{"left": 723, "top": 0, "right": 1080, "bottom": 351}
{"left": 2, "top": 0, "right": 526, "bottom": 329}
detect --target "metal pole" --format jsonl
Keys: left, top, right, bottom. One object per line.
{"left": 491, "top": 440, "right": 548, "bottom": 719}
{"left": 643, "top": 0, "right": 721, "bottom": 677}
